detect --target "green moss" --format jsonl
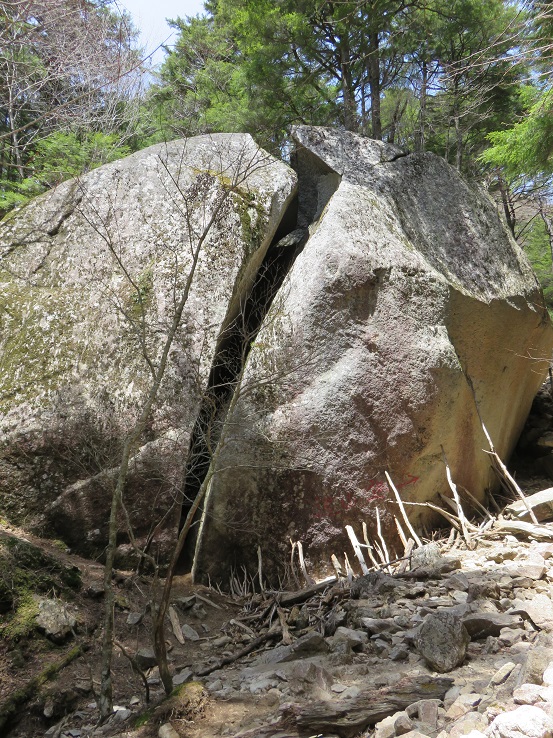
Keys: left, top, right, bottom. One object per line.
{"left": 129, "top": 265, "right": 154, "bottom": 315}
{"left": 0, "top": 534, "right": 81, "bottom": 643}
{"left": 0, "top": 272, "right": 80, "bottom": 413}
{"left": 131, "top": 708, "right": 153, "bottom": 728}
{"left": 3, "top": 593, "right": 39, "bottom": 641}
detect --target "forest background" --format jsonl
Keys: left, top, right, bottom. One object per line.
{"left": 1, "top": 0, "right": 552, "bottom": 304}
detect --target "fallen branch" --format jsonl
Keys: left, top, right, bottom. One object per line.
{"left": 194, "top": 628, "right": 282, "bottom": 677}
{"left": 114, "top": 640, "right": 150, "bottom": 704}
{"left": 504, "top": 487, "right": 553, "bottom": 523}
{"left": 286, "top": 675, "right": 454, "bottom": 738}
{"left": 277, "top": 578, "right": 338, "bottom": 607}
{"left": 481, "top": 518, "right": 553, "bottom": 541}
{"left": 0, "top": 644, "right": 88, "bottom": 730}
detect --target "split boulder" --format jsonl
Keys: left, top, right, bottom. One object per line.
{"left": 194, "top": 126, "right": 553, "bottom": 582}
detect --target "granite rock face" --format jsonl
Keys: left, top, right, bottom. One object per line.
{"left": 193, "top": 126, "right": 553, "bottom": 581}
{"left": 0, "top": 134, "right": 297, "bottom": 556}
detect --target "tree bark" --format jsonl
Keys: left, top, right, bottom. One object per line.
{"left": 367, "top": 32, "right": 382, "bottom": 140}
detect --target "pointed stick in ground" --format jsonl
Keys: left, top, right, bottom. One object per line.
{"left": 375, "top": 508, "right": 391, "bottom": 571}
{"left": 482, "top": 433, "right": 539, "bottom": 524}
{"left": 385, "top": 471, "right": 423, "bottom": 548}
{"left": 289, "top": 539, "right": 301, "bottom": 589}
{"left": 257, "top": 546, "right": 264, "bottom": 593}
{"left": 459, "top": 484, "right": 495, "bottom": 522}
{"left": 331, "top": 554, "right": 343, "bottom": 578}
{"left": 346, "top": 525, "right": 370, "bottom": 575}
{"left": 344, "top": 552, "right": 355, "bottom": 581}
{"left": 297, "top": 541, "right": 315, "bottom": 586}
{"left": 441, "top": 447, "right": 473, "bottom": 548}
{"left": 465, "top": 372, "right": 538, "bottom": 525}
{"left": 394, "top": 516, "right": 409, "bottom": 549}
{"left": 397, "top": 538, "right": 415, "bottom": 573}
{"left": 362, "top": 522, "right": 381, "bottom": 568}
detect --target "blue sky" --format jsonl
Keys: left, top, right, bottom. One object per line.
{"left": 120, "top": 0, "right": 206, "bottom": 66}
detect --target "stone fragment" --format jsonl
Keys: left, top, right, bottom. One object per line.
{"left": 487, "top": 706, "right": 553, "bottom": 738}
{"left": 362, "top": 617, "right": 401, "bottom": 634}
{"left": 467, "top": 581, "right": 501, "bottom": 603}
{"left": 253, "top": 631, "right": 328, "bottom": 666}
{"left": 416, "top": 612, "right": 470, "bottom": 673}
{"left": 463, "top": 613, "right": 523, "bottom": 640}
{"left": 395, "top": 712, "right": 415, "bottom": 735}
{"left": 502, "top": 553, "right": 546, "bottom": 581}
{"left": 173, "top": 669, "right": 193, "bottom": 686}
{"left": 181, "top": 624, "right": 200, "bottom": 641}
{"left": 375, "top": 715, "right": 396, "bottom": 738}
{"left": 414, "top": 699, "right": 440, "bottom": 731}
{"left": 448, "top": 712, "right": 487, "bottom": 738}
{"left": 411, "top": 543, "right": 443, "bottom": 570}
{"left": 489, "top": 662, "right": 517, "bottom": 687}
{"left": 513, "top": 684, "right": 544, "bottom": 705}
{"left": 390, "top": 645, "right": 410, "bottom": 661}
{"left": 333, "top": 626, "right": 368, "bottom": 648}
{"left": 213, "top": 635, "right": 232, "bottom": 648}
{"left": 158, "top": 725, "right": 180, "bottom": 738}
{"left": 446, "top": 572, "right": 470, "bottom": 591}
{"left": 126, "top": 612, "right": 143, "bottom": 626}
{"left": 544, "top": 664, "right": 553, "bottom": 686}
{"left": 134, "top": 648, "right": 157, "bottom": 670}
{"left": 446, "top": 694, "right": 483, "bottom": 720}
{"left": 35, "top": 598, "right": 76, "bottom": 644}
{"left": 523, "top": 637, "right": 553, "bottom": 684}
{"left": 522, "top": 596, "right": 553, "bottom": 631}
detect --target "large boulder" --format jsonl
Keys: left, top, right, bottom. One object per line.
{"left": 193, "top": 126, "right": 553, "bottom": 582}
{"left": 0, "top": 134, "right": 297, "bottom": 556}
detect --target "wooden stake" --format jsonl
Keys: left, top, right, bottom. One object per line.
{"left": 289, "top": 539, "right": 300, "bottom": 588}
{"left": 346, "top": 525, "right": 370, "bottom": 574}
{"left": 331, "top": 554, "right": 343, "bottom": 578}
{"left": 464, "top": 372, "right": 538, "bottom": 525}
{"left": 441, "top": 447, "right": 473, "bottom": 548}
{"left": 394, "top": 515, "right": 409, "bottom": 550}
{"left": 362, "top": 522, "right": 381, "bottom": 568}
{"left": 257, "top": 545, "right": 264, "bottom": 593}
{"left": 375, "top": 508, "right": 391, "bottom": 571}
{"left": 385, "top": 471, "right": 422, "bottom": 547}
{"left": 398, "top": 539, "right": 415, "bottom": 573}
{"left": 297, "top": 541, "right": 315, "bottom": 585}
{"left": 344, "top": 552, "right": 355, "bottom": 581}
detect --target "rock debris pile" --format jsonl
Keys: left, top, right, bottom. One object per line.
{"left": 27, "top": 533, "right": 553, "bottom": 738}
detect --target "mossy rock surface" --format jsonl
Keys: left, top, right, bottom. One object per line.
{"left": 0, "top": 532, "right": 81, "bottom": 642}
{"left": 0, "top": 134, "right": 297, "bottom": 554}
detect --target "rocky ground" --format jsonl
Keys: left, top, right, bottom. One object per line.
{"left": 4, "top": 387, "right": 553, "bottom": 738}
{"left": 4, "top": 510, "right": 553, "bottom": 738}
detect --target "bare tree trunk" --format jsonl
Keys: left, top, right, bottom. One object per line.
{"left": 539, "top": 202, "right": 553, "bottom": 273}
{"left": 416, "top": 60, "right": 428, "bottom": 153}
{"left": 367, "top": 32, "right": 382, "bottom": 140}
{"left": 498, "top": 175, "right": 516, "bottom": 237}
{"left": 340, "top": 39, "right": 357, "bottom": 132}
{"left": 152, "top": 354, "right": 248, "bottom": 694}
{"left": 454, "top": 113, "right": 462, "bottom": 171}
